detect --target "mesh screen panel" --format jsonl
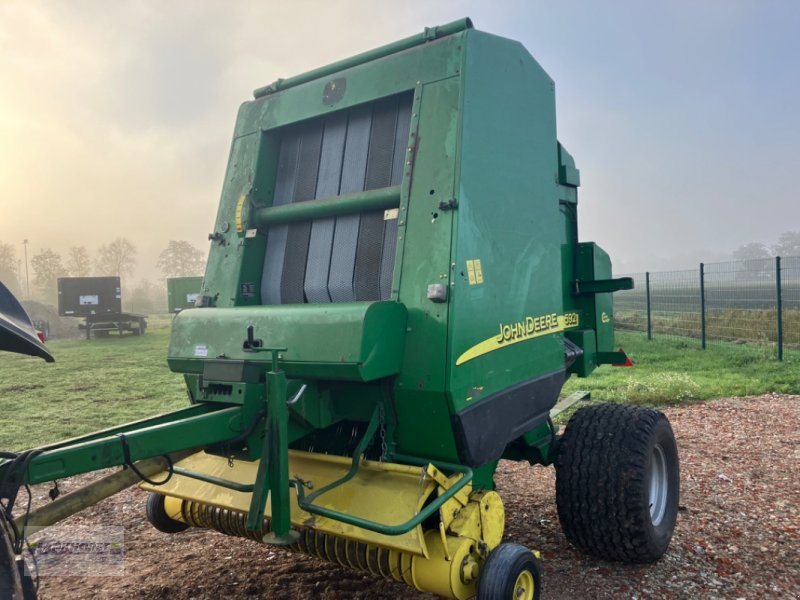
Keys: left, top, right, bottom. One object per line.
{"left": 260, "top": 93, "right": 413, "bottom": 305}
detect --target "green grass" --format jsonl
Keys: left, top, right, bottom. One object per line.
{"left": 1, "top": 326, "right": 798, "bottom": 451}
{"left": 0, "top": 318, "right": 186, "bottom": 451}
{"left": 562, "top": 331, "right": 800, "bottom": 405}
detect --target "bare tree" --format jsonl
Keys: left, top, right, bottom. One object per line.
{"left": 96, "top": 238, "right": 137, "bottom": 278}
{"left": 65, "top": 245, "right": 92, "bottom": 277}
{"left": 31, "top": 248, "right": 64, "bottom": 304}
{"left": 772, "top": 231, "right": 800, "bottom": 258}
{"left": 0, "top": 242, "right": 22, "bottom": 296}
{"left": 732, "top": 242, "right": 771, "bottom": 261}
{"left": 157, "top": 240, "right": 205, "bottom": 278}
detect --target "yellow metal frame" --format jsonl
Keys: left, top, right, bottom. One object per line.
{"left": 142, "top": 449, "right": 439, "bottom": 556}
{"left": 143, "top": 449, "right": 509, "bottom": 600}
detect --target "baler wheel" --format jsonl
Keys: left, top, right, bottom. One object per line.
{"left": 145, "top": 493, "right": 189, "bottom": 534}
{"left": 476, "top": 543, "right": 541, "bottom": 600}
{"left": 555, "top": 403, "right": 679, "bottom": 563}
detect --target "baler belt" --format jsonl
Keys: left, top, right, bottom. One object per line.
{"left": 261, "top": 129, "right": 300, "bottom": 304}
{"left": 328, "top": 103, "right": 371, "bottom": 302}
{"left": 304, "top": 112, "right": 348, "bottom": 303}
{"left": 354, "top": 97, "right": 399, "bottom": 301}
{"left": 281, "top": 124, "right": 324, "bottom": 304}
{"left": 261, "top": 92, "right": 412, "bottom": 305}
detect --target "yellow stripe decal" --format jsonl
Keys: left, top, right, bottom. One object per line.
{"left": 235, "top": 195, "right": 247, "bottom": 233}
{"left": 456, "top": 312, "right": 580, "bottom": 366}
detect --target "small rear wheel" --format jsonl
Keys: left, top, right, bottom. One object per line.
{"left": 477, "top": 543, "right": 541, "bottom": 600}
{"left": 555, "top": 403, "right": 680, "bottom": 563}
{"left": 145, "top": 493, "right": 188, "bottom": 534}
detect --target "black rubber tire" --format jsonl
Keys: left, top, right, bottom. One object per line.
{"left": 0, "top": 524, "right": 35, "bottom": 599}
{"left": 555, "top": 403, "right": 680, "bottom": 563}
{"left": 477, "top": 543, "right": 541, "bottom": 600}
{"left": 19, "top": 567, "right": 35, "bottom": 600}
{"left": 0, "top": 524, "right": 24, "bottom": 600}
{"left": 145, "top": 493, "right": 189, "bottom": 534}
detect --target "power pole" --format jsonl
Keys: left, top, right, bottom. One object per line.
{"left": 23, "top": 239, "right": 30, "bottom": 300}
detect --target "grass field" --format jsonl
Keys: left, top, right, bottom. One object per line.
{"left": 0, "top": 317, "right": 186, "bottom": 451}
{"left": 562, "top": 331, "right": 800, "bottom": 404}
{"left": 1, "top": 323, "right": 798, "bottom": 451}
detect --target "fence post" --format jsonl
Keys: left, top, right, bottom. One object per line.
{"left": 645, "top": 271, "right": 652, "bottom": 340}
{"left": 776, "top": 256, "right": 783, "bottom": 361}
{"left": 700, "top": 263, "right": 706, "bottom": 349}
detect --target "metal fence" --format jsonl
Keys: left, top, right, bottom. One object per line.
{"left": 614, "top": 256, "right": 800, "bottom": 360}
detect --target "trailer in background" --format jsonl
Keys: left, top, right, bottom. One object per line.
{"left": 166, "top": 276, "right": 203, "bottom": 314}
{"left": 57, "top": 276, "right": 147, "bottom": 339}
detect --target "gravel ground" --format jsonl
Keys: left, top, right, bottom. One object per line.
{"left": 24, "top": 394, "right": 800, "bottom": 599}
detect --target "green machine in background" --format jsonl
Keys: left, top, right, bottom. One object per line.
{"left": 1, "top": 19, "right": 680, "bottom": 600}
{"left": 166, "top": 276, "right": 204, "bottom": 314}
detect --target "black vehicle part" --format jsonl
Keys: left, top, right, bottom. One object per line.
{"left": 145, "top": 493, "right": 189, "bottom": 534}
{"left": 0, "top": 282, "right": 53, "bottom": 362}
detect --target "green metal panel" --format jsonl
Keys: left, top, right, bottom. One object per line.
{"left": 558, "top": 143, "right": 581, "bottom": 187}
{"left": 203, "top": 132, "right": 263, "bottom": 308}
{"left": 392, "top": 76, "right": 461, "bottom": 462}
{"left": 167, "top": 277, "right": 204, "bottom": 313}
{"left": 168, "top": 302, "right": 407, "bottom": 382}
{"left": 575, "top": 242, "right": 615, "bottom": 357}
{"left": 234, "top": 34, "right": 465, "bottom": 138}
{"left": 252, "top": 19, "right": 473, "bottom": 98}
{"left": 448, "top": 31, "right": 564, "bottom": 412}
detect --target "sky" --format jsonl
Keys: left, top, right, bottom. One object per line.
{"left": 1, "top": 0, "right": 798, "bottom": 282}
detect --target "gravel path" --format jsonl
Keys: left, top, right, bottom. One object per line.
{"left": 29, "top": 394, "right": 800, "bottom": 599}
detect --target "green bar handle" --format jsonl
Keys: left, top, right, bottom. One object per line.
{"left": 172, "top": 466, "right": 255, "bottom": 493}
{"left": 294, "top": 452, "right": 473, "bottom": 537}
{"left": 253, "top": 186, "right": 400, "bottom": 228}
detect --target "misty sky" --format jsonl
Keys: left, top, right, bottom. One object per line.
{"left": 1, "top": 0, "right": 798, "bottom": 281}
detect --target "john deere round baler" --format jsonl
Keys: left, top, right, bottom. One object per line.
{"left": 0, "top": 19, "right": 680, "bottom": 600}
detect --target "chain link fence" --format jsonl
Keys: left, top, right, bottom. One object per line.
{"left": 614, "top": 256, "right": 800, "bottom": 359}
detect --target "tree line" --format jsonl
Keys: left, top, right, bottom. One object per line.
{"left": 0, "top": 238, "right": 205, "bottom": 308}
{"left": 733, "top": 231, "right": 800, "bottom": 261}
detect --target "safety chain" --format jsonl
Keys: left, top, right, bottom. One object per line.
{"left": 378, "top": 404, "right": 388, "bottom": 462}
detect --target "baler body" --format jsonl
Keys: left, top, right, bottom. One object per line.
{"left": 1, "top": 20, "right": 643, "bottom": 600}
{"left": 169, "top": 20, "right": 623, "bottom": 474}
